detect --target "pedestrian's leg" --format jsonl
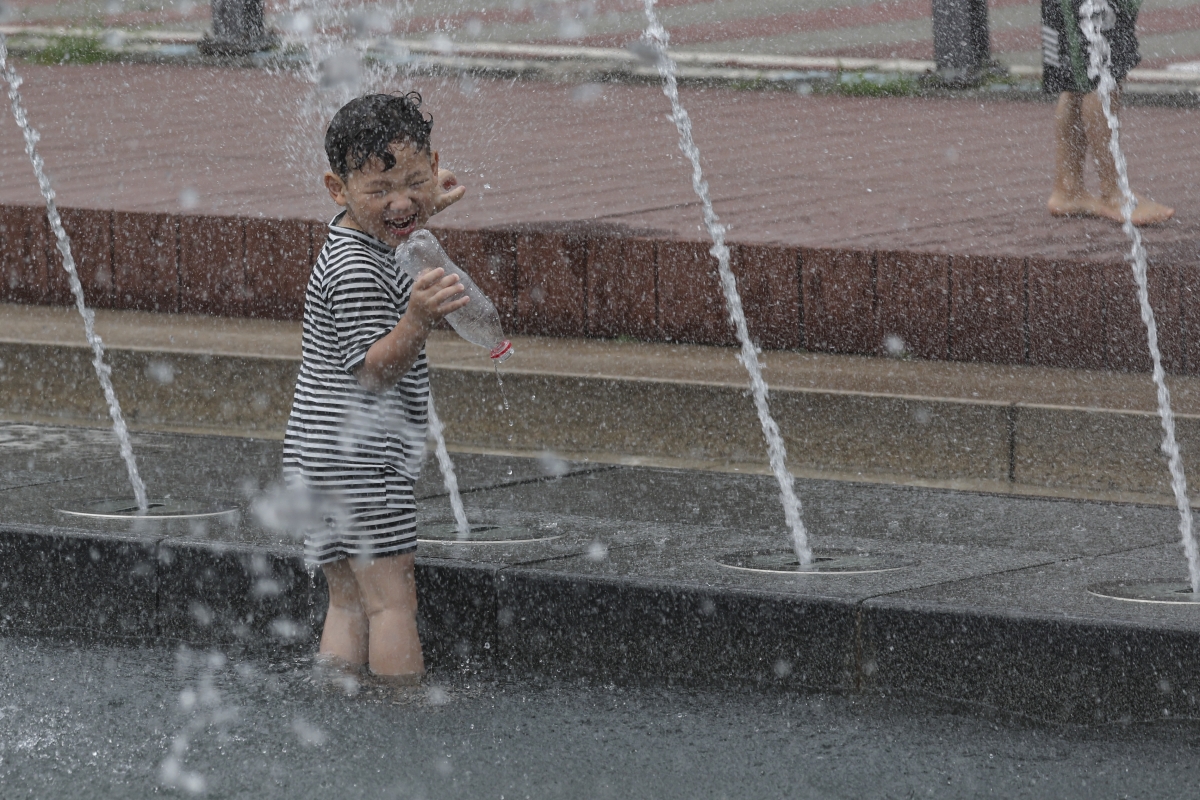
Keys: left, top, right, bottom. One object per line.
{"left": 318, "top": 558, "right": 369, "bottom": 668}
{"left": 1081, "top": 88, "right": 1174, "bottom": 225}
{"left": 350, "top": 553, "right": 425, "bottom": 682}
{"left": 1048, "top": 91, "right": 1093, "bottom": 216}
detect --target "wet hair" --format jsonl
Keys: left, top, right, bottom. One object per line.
{"left": 324, "top": 92, "right": 433, "bottom": 178}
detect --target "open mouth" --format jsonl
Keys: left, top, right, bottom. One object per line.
{"left": 384, "top": 212, "right": 419, "bottom": 237}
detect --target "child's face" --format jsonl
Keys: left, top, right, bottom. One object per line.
{"left": 324, "top": 141, "right": 440, "bottom": 248}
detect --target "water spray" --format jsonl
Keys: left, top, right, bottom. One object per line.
{"left": 0, "top": 33, "right": 149, "bottom": 512}
{"left": 640, "top": 1, "right": 812, "bottom": 564}
{"left": 1079, "top": 0, "right": 1200, "bottom": 595}
{"left": 427, "top": 392, "right": 471, "bottom": 540}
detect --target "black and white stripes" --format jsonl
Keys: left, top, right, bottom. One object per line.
{"left": 283, "top": 218, "right": 428, "bottom": 564}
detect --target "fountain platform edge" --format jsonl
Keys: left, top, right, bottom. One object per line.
{"left": 2, "top": 517, "right": 1200, "bottom": 726}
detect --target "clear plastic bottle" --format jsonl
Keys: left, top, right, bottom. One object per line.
{"left": 395, "top": 229, "right": 514, "bottom": 362}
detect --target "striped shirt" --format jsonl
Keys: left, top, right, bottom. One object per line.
{"left": 282, "top": 217, "right": 428, "bottom": 563}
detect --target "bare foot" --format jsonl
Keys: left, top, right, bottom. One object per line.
{"left": 1050, "top": 190, "right": 1175, "bottom": 226}
{"left": 1048, "top": 189, "right": 1102, "bottom": 218}
{"left": 1101, "top": 194, "right": 1175, "bottom": 226}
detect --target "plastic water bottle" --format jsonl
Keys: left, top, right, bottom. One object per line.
{"left": 395, "top": 229, "right": 514, "bottom": 362}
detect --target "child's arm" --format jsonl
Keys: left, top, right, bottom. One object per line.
{"left": 355, "top": 268, "right": 468, "bottom": 392}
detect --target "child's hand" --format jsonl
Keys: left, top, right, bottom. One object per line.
{"left": 406, "top": 267, "right": 469, "bottom": 332}
{"left": 357, "top": 268, "right": 469, "bottom": 392}
{"left": 432, "top": 168, "right": 467, "bottom": 214}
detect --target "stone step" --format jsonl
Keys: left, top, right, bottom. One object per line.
{"left": 2, "top": 302, "right": 1198, "bottom": 505}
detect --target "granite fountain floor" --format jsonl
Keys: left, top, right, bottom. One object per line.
{"left": 2, "top": 420, "right": 1200, "bottom": 724}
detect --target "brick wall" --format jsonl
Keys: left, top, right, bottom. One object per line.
{"left": 0, "top": 204, "right": 1186, "bottom": 374}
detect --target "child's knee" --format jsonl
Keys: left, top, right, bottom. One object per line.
{"left": 322, "top": 559, "right": 364, "bottom": 610}
{"left": 351, "top": 554, "right": 418, "bottom": 615}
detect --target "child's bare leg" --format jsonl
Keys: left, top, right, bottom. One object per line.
{"left": 1048, "top": 91, "right": 1096, "bottom": 216}
{"left": 318, "top": 558, "right": 369, "bottom": 669}
{"left": 349, "top": 552, "right": 425, "bottom": 682}
{"left": 1080, "top": 89, "right": 1174, "bottom": 226}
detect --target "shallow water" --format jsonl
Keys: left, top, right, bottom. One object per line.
{"left": 3, "top": 634, "right": 1200, "bottom": 799}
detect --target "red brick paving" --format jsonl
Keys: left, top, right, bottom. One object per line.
{"left": 1026, "top": 257, "right": 1108, "bottom": 371}
{"left": 514, "top": 226, "right": 590, "bottom": 337}
{"left": 243, "top": 216, "right": 313, "bottom": 320}
{"left": 0, "top": 64, "right": 1195, "bottom": 270}
{"left": 801, "top": 248, "right": 878, "bottom": 356}
{"left": 399, "top": 0, "right": 709, "bottom": 34}
{"left": 657, "top": 238, "right": 734, "bottom": 345}
{"left": 731, "top": 242, "right": 803, "bottom": 351}
{"left": 111, "top": 210, "right": 179, "bottom": 313}
{"left": 876, "top": 250, "right": 950, "bottom": 361}
{"left": 1102, "top": 260, "right": 1185, "bottom": 373}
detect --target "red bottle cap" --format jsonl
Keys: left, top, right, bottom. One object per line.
{"left": 489, "top": 340, "right": 514, "bottom": 362}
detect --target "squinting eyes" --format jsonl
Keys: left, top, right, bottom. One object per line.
{"left": 365, "top": 180, "right": 427, "bottom": 195}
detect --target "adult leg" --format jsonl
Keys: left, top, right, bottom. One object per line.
{"left": 319, "top": 558, "right": 369, "bottom": 668}
{"left": 1081, "top": 88, "right": 1174, "bottom": 225}
{"left": 349, "top": 552, "right": 425, "bottom": 682}
{"left": 1048, "top": 91, "right": 1095, "bottom": 216}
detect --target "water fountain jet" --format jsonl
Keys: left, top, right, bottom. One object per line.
{"left": 421, "top": 394, "right": 563, "bottom": 545}
{"left": 0, "top": 33, "right": 150, "bottom": 513}
{"left": 641, "top": 1, "right": 823, "bottom": 570}
{"left": 1075, "top": 0, "right": 1200, "bottom": 603}
{"left": 1, "top": 33, "right": 239, "bottom": 524}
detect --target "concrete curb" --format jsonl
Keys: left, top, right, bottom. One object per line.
{"left": 2, "top": 27, "right": 1198, "bottom": 101}
{"left": 5, "top": 336, "right": 1200, "bottom": 504}
{"left": 4, "top": 522, "right": 1198, "bottom": 725}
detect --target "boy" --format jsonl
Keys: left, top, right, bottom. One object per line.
{"left": 283, "top": 92, "right": 469, "bottom": 685}
{"left": 1042, "top": 0, "right": 1173, "bottom": 225}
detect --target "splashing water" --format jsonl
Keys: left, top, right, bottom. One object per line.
{"left": 1079, "top": 0, "right": 1199, "bottom": 595}
{"left": 0, "top": 34, "right": 149, "bottom": 512}
{"left": 495, "top": 364, "right": 511, "bottom": 415}
{"left": 274, "top": 5, "right": 476, "bottom": 538}
{"left": 427, "top": 391, "right": 471, "bottom": 540}
{"left": 277, "top": 1, "right": 418, "bottom": 187}
{"left": 640, "top": 3, "right": 812, "bottom": 564}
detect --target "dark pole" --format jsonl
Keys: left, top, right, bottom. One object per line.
{"left": 931, "top": 0, "right": 990, "bottom": 84}
{"left": 199, "top": 0, "right": 279, "bottom": 55}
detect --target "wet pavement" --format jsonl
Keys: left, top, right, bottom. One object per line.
{"left": 4, "top": 633, "right": 1200, "bottom": 799}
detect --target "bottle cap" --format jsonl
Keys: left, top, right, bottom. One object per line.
{"left": 489, "top": 340, "right": 514, "bottom": 362}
